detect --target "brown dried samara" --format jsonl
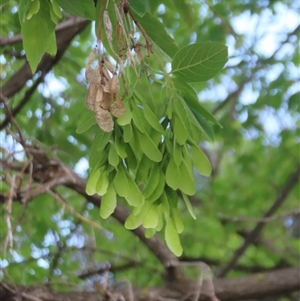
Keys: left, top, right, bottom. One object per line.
{"left": 85, "top": 48, "right": 125, "bottom": 132}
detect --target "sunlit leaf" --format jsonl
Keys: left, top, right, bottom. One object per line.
{"left": 20, "top": 0, "right": 56, "bottom": 73}
{"left": 117, "top": 102, "right": 132, "bottom": 125}
{"left": 173, "top": 117, "right": 188, "bottom": 145}
{"left": 137, "top": 130, "right": 162, "bottom": 162}
{"left": 166, "top": 157, "right": 180, "bottom": 190}
{"left": 191, "top": 144, "right": 212, "bottom": 177}
{"left": 178, "top": 160, "right": 196, "bottom": 195}
{"left": 96, "top": 170, "right": 109, "bottom": 195}
{"left": 143, "top": 165, "right": 160, "bottom": 198}
{"left": 165, "top": 218, "right": 183, "bottom": 256}
{"left": 172, "top": 42, "right": 228, "bottom": 82}
{"left": 108, "top": 143, "right": 120, "bottom": 167}
{"left": 113, "top": 166, "right": 129, "bottom": 198}
{"left": 56, "top": 0, "right": 95, "bottom": 20}
{"left": 132, "top": 106, "right": 146, "bottom": 133}
{"left": 143, "top": 105, "right": 164, "bottom": 134}
{"left": 126, "top": 174, "right": 145, "bottom": 207}
{"left": 148, "top": 170, "right": 165, "bottom": 202}
{"left": 143, "top": 204, "right": 159, "bottom": 228}
{"left": 128, "top": 0, "right": 146, "bottom": 16}
{"left": 100, "top": 184, "right": 116, "bottom": 219}
{"left": 182, "top": 193, "right": 196, "bottom": 219}
{"left": 133, "top": 11, "right": 179, "bottom": 58}
{"left": 171, "top": 207, "right": 184, "bottom": 234}
{"left": 86, "top": 168, "right": 100, "bottom": 195}
{"left": 125, "top": 211, "right": 143, "bottom": 229}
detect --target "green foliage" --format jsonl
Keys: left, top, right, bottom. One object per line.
{"left": 1, "top": 0, "right": 299, "bottom": 295}
{"left": 19, "top": 0, "right": 57, "bottom": 72}
{"left": 172, "top": 42, "right": 228, "bottom": 82}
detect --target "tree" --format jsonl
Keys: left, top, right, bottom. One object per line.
{"left": 1, "top": 0, "right": 299, "bottom": 300}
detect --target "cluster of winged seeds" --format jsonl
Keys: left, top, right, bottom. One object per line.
{"left": 85, "top": 48, "right": 125, "bottom": 132}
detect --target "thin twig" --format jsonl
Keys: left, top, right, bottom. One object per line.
{"left": 46, "top": 189, "right": 107, "bottom": 232}
{"left": 3, "top": 174, "right": 16, "bottom": 254}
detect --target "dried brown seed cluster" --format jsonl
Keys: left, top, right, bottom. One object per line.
{"left": 85, "top": 49, "right": 125, "bottom": 132}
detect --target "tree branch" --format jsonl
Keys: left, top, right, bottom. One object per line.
{"left": 1, "top": 267, "right": 299, "bottom": 300}
{"left": 218, "top": 165, "right": 300, "bottom": 277}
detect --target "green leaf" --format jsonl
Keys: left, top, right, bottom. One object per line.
{"left": 145, "top": 228, "right": 156, "bottom": 238}
{"left": 125, "top": 202, "right": 151, "bottom": 229}
{"left": 86, "top": 168, "right": 100, "bottom": 195}
{"left": 166, "top": 157, "right": 180, "bottom": 190}
{"left": 114, "top": 136, "right": 127, "bottom": 159}
{"left": 123, "top": 123, "right": 133, "bottom": 143}
{"left": 172, "top": 42, "right": 228, "bottom": 82}
{"left": 96, "top": 170, "right": 109, "bottom": 195}
{"left": 133, "top": 200, "right": 150, "bottom": 217}
{"left": 113, "top": 166, "right": 129, "bottom": 197}
{"left": 124, "top": 143, "right": 138, "bottom": 170}
{"left": 19, "top": 0, "right": 33, "bottom": 23}
{"left": 117, "top": 102, "right": 132, "bottom": 126}
{"left": 136, "top": 155, "right": 153, "bottom": 183}
{"left": 50, "top": 0, "right": 63, "bottom": 18}
{"left": 173, "top": 116, "right": 188, "bottom": 145}
{"left": 133, "top": 11, "right": 179, "bottom": 58}
{"left": 21, "top": 0, "right": 56, "bottom": 73}
{"left": 98, "top": 131, "right": 112, "bottom": 151}
{"left": 89, "top": 131, "right": 109, "bottom": 167}
{"left": 49, "top": 3, "right": 60, "bottom": 24}
{"left": 26, "top": 0, "right": 40, "bottom": 20}
{"left": 143, "top": 165, "right": 160, "bottom": 198}
{"left": 161, "top": 191, "right": 170, "bottom": 218}
{"left": 128, "top": 0, "right": 146, "bottom": 16}
{"left": 46, "top": 31, "right": 57, "bottom": 55}
{"left": 90, "top": 147, "right": 108, "bottom": 170}
{"left": 76, "top": 112, "right": 96, "bottom": 133}
{"left": 56, "top": 0, "right": 95, "bottom": 20}
{"left": 143, "top": 105, "right": 164, "bottom": 134}
{"left": 178, "top": 160, "right": 196, "bottom": 195}
{"left": 171, "top": 207, "right": 184, "bottom": 233}
{"left": 172, "top": 77, "right": 220, "bottom": 125}
{"left": 191, "top": 109, "right": 215, "bottom": 142}
{"left": 100, "top": 184, "right": 116, "bottom": 219}
{"left": 182, "top": 193, "right": 196, "bottom": 219}
{"left": 173, "top": 140, "right": 182, "bottom": 166}
{"left": 108, "top": 143, "right": 120, "bottom": 167}
{"left": 191, "top": 144, "right": 212, "bottom": 177}
{"left": 165, "top": 218, "right": 183, "bottom": 256}
{"left": 137, "top": 130, "right": 162, "bottom": 162}
{"left": 132, "top": 106, "right": 146, "bottom": 133}
{"left": 156, "top": 204, "right": 164, "bottom": 232}
{"left": 126, "top": 174, "right": 145, "bottom": 207}
{"left": 142, "top": 204, "right": 159, "bottom": 228}
{"left": 125, "top": 211, "right": 143, "bottom": 229}
{"left": 148, "top": 170, "right": 165, "bottom": 202}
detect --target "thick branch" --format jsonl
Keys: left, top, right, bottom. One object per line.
{"left": 218, "top": 165, "right": 300, "bottom": 277}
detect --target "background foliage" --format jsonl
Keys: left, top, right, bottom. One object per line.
{"left": 1, "top": 0, "right": 299, "bottom": 299}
